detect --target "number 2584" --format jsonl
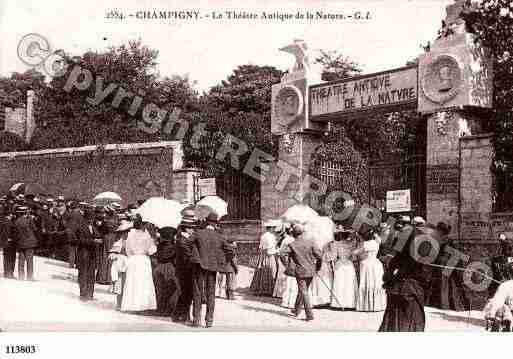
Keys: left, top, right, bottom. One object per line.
{"left": 5, "top": 345, "right": 37, "bottom": 354}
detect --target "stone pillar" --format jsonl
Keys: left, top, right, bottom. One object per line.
{"left": 419, "top": 0, "right": 494, "bottom": 239}
{"left": 170, "top": 168, "right": 201, "bottom": 204}
{"left": 460, "top": 133, "right": 494, "bottom": 240}
{"left": 425, "top": 110, "right": 485, "bottom": 237}
{"left": 261, "top": 130, "right": 322, "bottom": 221}
{"left": 262, "top": 40, "right": 326, "bottom": 221}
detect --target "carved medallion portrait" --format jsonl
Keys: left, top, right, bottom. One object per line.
{"left": 422, "top": 55, "right": 463, "bottom": 104}
{"left": 273, "top": 85, "right": 303, "bottom": 130}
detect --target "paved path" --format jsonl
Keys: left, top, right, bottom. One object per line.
{"left": 0, "top": 254, "right": 486, "bottom": 331}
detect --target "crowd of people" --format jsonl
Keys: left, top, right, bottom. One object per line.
{"left": 2, "top": 190, "right": 513, "bottom": 331}
{"left": 0, "top": 192, "right": 237, "bottom": 328}
{"left": 249, "top": 214, "right": 481, "bottom": 330}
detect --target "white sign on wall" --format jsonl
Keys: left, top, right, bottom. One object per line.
{"left": 386, "top": 189, "right": 411, "bottom": 213}
{"left": 198, "top": 178, "right": 216, "bottom": 197}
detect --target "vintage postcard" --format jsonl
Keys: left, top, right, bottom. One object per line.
{"left": 0, "top": 0, "right": 512, "bottom": 349}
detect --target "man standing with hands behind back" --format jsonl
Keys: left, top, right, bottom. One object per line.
{"left": 190, "top": 213, "right": 236, "bottom": 328}
{"left": 280, "top": 222, "right": 322, "bottom": 322}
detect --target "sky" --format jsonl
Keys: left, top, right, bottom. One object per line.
{"left": 0, "top": 0, "right": 455, "bottom": 92}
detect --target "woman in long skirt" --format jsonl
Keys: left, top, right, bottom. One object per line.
{"left": 250, "top": 222, "right": 279, "bottom": 296}
{"left": 153, "top": 227, "right": 180, "bottom": 316}
{"left": 96, "top": 209, "right": 119, "bottom": 284}
{"left": 329, "top": 230, "right": 358, "bottom": 310}
{"left": 121, "top": 216, "right": 157, "bottom": 312}
{"left": 379, "top": 224, "right": 433, "bottom": 332}
{"left": 353, "top": 235, "right": 386, "bottom": 312}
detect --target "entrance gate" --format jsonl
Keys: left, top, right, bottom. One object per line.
{"left": 263, "top": 0, "right": 496, "bottom": 239}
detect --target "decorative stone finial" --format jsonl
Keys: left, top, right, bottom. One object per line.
{"left": 280, "top": 39, "right": 311, "bottom": 73}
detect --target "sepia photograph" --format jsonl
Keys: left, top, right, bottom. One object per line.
{"left": 0, "top": 0, "right": 512, "bottom": 350}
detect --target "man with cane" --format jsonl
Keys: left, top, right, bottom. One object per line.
{"left": 280, "top": 222, "right": 322, "bottom": 321}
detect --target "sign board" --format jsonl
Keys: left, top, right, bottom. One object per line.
{"left": 426, "top": 164, "right": 459, "bottom": 194}
{"left": 309, "top": 66, "right": 418, "bottom": 120}
{"left": 386, "top": 189, "right": 411, "bottom": 213}
{"left": 198, "top": 178, "right": 216, "bottom": 197}
{"left": 491, "top": 212, "right": 513, "bottom": 240}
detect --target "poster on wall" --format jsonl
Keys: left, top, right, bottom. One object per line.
{"left": 386, "top": 189, "right": 411, "bottom": 213}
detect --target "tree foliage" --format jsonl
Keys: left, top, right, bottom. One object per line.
{"left": 27, "top": 40, "right": 198, "bottom": 149}
{"left": 463, "top": 0, "right": 513, "bottom": 210}
{"left": 314, "top": 50, "right": 361, "bottom": 82}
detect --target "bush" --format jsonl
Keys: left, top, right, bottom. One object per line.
{"left": 0, "top": 131, "right": 27, "bottom": 152}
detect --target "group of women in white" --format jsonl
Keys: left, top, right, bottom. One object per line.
{"left": 250, "top": 218, "right": 389, "bottom": 312}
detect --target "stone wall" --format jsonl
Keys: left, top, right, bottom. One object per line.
{"left": 0, "top": 142, "right": 181, "bottom": 206}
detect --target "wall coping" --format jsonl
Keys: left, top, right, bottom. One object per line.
{"left": 173, "top": 167, "right": 202, "bottom": 174}
{"left": 221, "top": 219, "right": 262, "bottom": 225}
{"left": 0, "top": 141, "right": 183, "bottom": 169}
{"left": 459, "top": 132, "right": 494, "bottom": 141}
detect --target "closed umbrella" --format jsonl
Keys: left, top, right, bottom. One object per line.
{"left": 281, "top": 204, "right": 319, "bottom": 225}
{"left": 93, "top": 191, "right": 122, "bottom": 206}
{"left": 135, "top": 197, "right": 183, "bottom": 229}
{"left": 195, "top": 195, "right": 228, "bottom": 220}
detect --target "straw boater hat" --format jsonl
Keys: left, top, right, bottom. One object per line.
{"left": 181, "top": 208, "right": 199, "bottom": 228}
{"left": 413, "top": 216, "right": 426, "bottom": 226}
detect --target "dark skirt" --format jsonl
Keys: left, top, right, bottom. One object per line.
{"left": 250, "top": 252, "right": 279, "bottom": 297}
{"left": 427, "top": 268, "right": 470, "bottom": 311}
{"left": 153, "top": 261, "right": 180, "bottom": 316}
{"left": 379, "top": 279, "right": 426, "bottom": 332}
{"left": 96, "top": 233, "right": 116, "bottom": 284}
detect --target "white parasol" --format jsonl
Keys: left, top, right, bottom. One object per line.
{"left": 303, "top": 216, "right": 336, "bottom": 251}
{"left": 195, "top": 195, "right": 228, "bottom": 220}
{"left": 134, "top": 197, "right": 183, "bottom": 229}
{"left": 93, "top": 191, "right": 122, "bottom": 206}
{"left": 281, "top": 204, "right": 319, "bottom": 225}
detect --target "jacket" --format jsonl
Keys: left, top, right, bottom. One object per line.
{"left": 190, "top": 228, "right": 235, "bottom": 273}
{"left": 281, "top": 236, "right": 322, "bottom": 278}
{"left": 175, "top": 232, "right": 194, "bottom": 270}
{"left": 14, "top": 215, "right": 39, "bottom": 249}
{"left": 0, "top": 216, "right": 14, "bottom": 248}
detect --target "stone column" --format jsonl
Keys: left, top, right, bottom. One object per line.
{"left": 261, "top": 130, "right": 322, "bottom": 221}
{"left": 426, "top": 111, "right": 483, "bottom": 237}
{"left": 171, "top": 168, "right": 201, "bottom": 204}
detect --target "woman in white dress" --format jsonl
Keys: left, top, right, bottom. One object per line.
{"left": 353, "top": 230, "right": 386, "bottom": 312}
{"left": 329, "top": 229, "right": 358, "bottom": 310}
{"left": 277, "top": 232, "right": 297, "bottom": 307}
{"left": 121, "top": 216, "right": 158, "bottom": 312}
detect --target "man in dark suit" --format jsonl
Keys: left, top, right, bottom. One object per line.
{"left": 190, "top": 214, "right": 235, "bottom": 328}
{"left": 280, "top": 222, "right": 322, "bottom": 321}
{"left": 13, "top": 206, "right": 39, "bottom": 281}
{"left": 172, "top": 209, "right": 199, "bottom": 323}
{"left": 73, "top": 209, "right": 102, "bottom": 300}
{"left": 0, "top": 205, "right": 16, "bottom": 278}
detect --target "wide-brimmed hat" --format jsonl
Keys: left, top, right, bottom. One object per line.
{"left": 16, "top": 206, "right": 29, "bottom": 213}
{"left": 334, "top": 224, "right": 353, "bottom": 233}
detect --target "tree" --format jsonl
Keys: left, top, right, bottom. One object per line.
{"left": 314, "top": 49, "right": 361, "bottom": 82}
{"left": 183, "top": 64, "right": 284, "bottom": 173}
{"left": 29, "top": 40, "right": 198, "bottom": 149}
{"left": 463, "top": 0, "right": 513, "bottom": 210}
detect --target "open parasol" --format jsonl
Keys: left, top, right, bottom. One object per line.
{"left": 93, "top": 191, "right": 122, "bottom": 206}
{"left": 303, "top": 216, "right": 336, "bottom": 251}
{"left": 9, "top": 182, "right": 47, "bottom": 196}
{"left": 134, "top": 197, "right": 183, "bottom": 229}
{"left": 195, "top": 195, "right": 228, "bottom": 220}
{"left": 281, "top": 204, "right": 319, "bottom": 225}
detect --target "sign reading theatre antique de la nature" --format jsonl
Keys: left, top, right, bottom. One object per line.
{"left": 309, "top": 66, "right": 418, "bottom": 120}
